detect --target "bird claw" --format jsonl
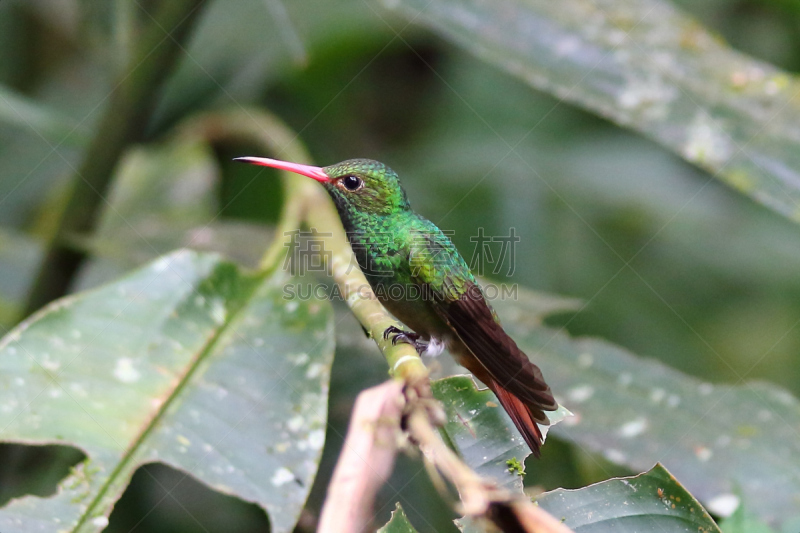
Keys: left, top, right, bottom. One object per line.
{"left": 383, "top": 326, "right": 428, "bottom": 353}
{"left": 382, "top": 325, "right": 404, "bottom": 340}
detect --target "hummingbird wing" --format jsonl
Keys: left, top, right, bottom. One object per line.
{"left": 434, "top": 282, "right": 558, "bottom": 416}
{"left": 408, "top": 228, "right": 557, "bottom": 417}
{"left": 433, "top": 281, "right": 560, "bottom": 456}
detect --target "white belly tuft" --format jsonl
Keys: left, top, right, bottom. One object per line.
{"left": 423, "top": 336, "right": 446, "bottom": 357}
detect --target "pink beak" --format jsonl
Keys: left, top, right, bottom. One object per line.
{"left": 234, "top": 156, "right": 330, "bottom": 183}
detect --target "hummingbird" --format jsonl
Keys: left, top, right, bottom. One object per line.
{"left": 235, "top": 156, "right": 557, "bottom": 456}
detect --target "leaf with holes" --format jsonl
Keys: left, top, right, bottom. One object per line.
{"left": 0, "top": 250, "right": 334, "bottom": 532}
{"left": 378, "top": 503, "right": 420, "bottom": 533}
{"left": 386, "top": 0, "right": 800, "bottom": 225}
{"left": 537, "top": 463, "right": 720, "bottom": 532}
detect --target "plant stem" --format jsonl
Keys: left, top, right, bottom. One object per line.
{"left": 304, "top": 189, "right": 429, "bottom": 381}
{"left": 406, "top": 406, "right": 573, "bottom": 533}
{"left": 184, "top": 109, "right": 429, "bottom": 381}
{"left": 177, "top": 109, "right": 570, "bottom": 532}
{"left": 23, "top": 0, "right": 207, "bottom": 318}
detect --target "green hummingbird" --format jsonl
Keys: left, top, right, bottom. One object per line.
{"left": 236, "top": 156, "right": 557, "bottom": 456}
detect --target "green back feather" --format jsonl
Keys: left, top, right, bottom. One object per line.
{"left": 320, "top": 159, "right": 475, "bottom": 301}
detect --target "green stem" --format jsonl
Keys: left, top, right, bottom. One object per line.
{"left": 184, "top": 110, "right": 428, "bottom": 381}
{"left": 23, "top": 0, "right": 207, "bottom": 318}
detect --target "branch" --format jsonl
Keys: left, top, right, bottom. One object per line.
{"left": 319, "top": 381, "right": 573, "bottom": 533}
{"left": 179, "top": 108, "right": 570, "bottom": 532}
{"left": 23, "top": 0, "right": 207, "bottom": 317}
{"left": 406, "top": 406, "right": 573, "bottom": 533}
{"left": 183, "top": 109, "right": 428, "bottom": 380}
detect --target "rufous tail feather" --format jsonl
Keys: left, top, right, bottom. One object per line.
{"left": 490, "top": 381, "right": 547, "bottom": 458}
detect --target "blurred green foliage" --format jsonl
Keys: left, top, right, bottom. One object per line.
{"left": 1, "top": 0, "right": 800, "bottom": 531}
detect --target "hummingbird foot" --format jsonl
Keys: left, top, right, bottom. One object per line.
{"left": 383, "top": 325, "right": 428, "bottom": 354}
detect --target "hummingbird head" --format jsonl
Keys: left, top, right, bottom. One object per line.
{"left": 234, "top": 156, "right": 411, "bottom": 217}
{"left": 321, "top": 159, "right": 411, "bottom": 216}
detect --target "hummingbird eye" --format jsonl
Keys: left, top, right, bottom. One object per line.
{"left": 341, "top": 175, "right": 363, "bottom": 191}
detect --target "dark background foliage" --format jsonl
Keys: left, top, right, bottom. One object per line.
{"left": 1, "top": 0, "right": 799, "bottom": 531}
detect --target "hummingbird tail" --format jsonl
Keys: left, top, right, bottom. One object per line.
{"left": 491, "top": 382, "right": 548, "bottom": 458}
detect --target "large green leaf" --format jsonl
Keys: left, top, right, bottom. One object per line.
{"left": 436, "top": 375, "right": 714, "bottom": 533}
{"left": 0, "top": 250, "right": 334, "bottom": 532}
{"left": 537, "top": 464, "right": 720, "bottom": 532}
{"left": 415, "top": 285, "right": 800, "bottom": 528}
{"left": 488, "top": 289, "right": 800, "bottom": 529}
{"left": 385, "top": 0, "right": 800, "bottom": 224}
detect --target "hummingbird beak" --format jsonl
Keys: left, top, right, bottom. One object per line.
{"left": 233, "top": 156, "right": 330, "bottom": 183}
